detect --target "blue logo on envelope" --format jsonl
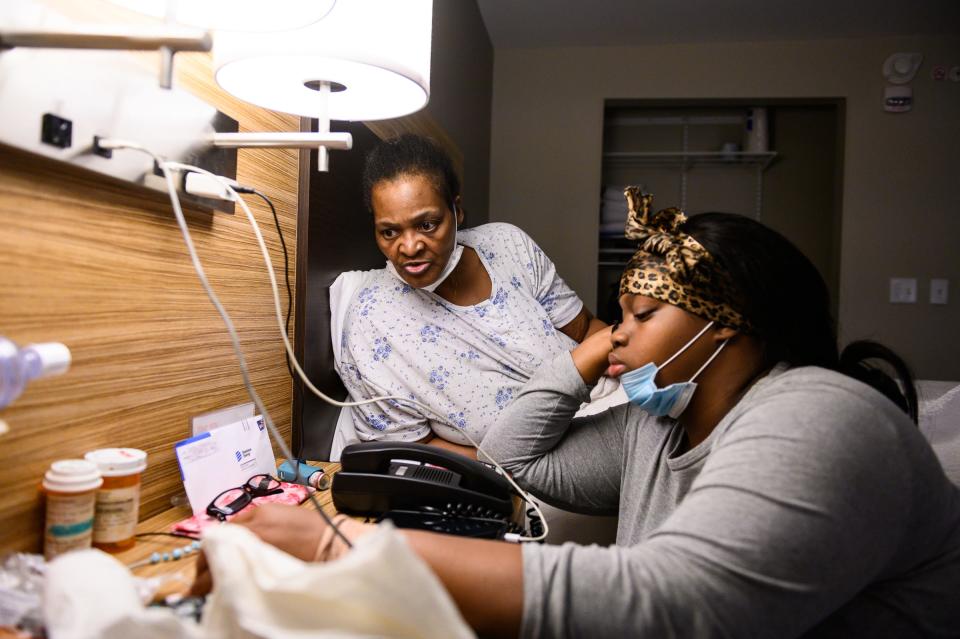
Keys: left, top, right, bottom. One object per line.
{"left": 257, "top": 417, "right": 265, "bottom": 431}
{"left": 235, "top": 450, "right": 242, "bottom": 462}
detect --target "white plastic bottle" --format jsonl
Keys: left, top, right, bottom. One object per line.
{"left": 85, "top": 448, "right": 148, "bottom": 552}
{"left": 0, "top": 337, "right": 71, "bottom": 411}
{"left": 43, "top": 459, "right": 103, "bottom": 560}
{"left": 744, "top": 107, "right": 769, "bottom": 154}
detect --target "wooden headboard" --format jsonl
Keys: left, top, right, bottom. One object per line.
{"left": 0, "top": 50, "right": 301, "bottom": 555}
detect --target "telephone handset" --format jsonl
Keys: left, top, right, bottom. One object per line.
{"left": 331, "top": 442, "right": 516, "bottom": 537}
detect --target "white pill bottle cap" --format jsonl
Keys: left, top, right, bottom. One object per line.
{"left": 85, "top": 448, "right": 148, "bottom": 477}
{"left": 43, "top": 459, "right": 103, "bottom": 493}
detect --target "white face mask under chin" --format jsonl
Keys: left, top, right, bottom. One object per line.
{"left": 385, "top": 213, "right": 462, "bottom": 292}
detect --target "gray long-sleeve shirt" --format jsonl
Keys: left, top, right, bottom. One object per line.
{"left": 482, "top": 355, "right": 960, "bottom": 638}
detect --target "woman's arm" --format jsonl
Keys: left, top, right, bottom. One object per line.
{"left": 192, "top": 503, "right": 525, "bottom": 638}
{"left": 508, "top": 223, "right": 605, "bottom": 345}
{"left": 482, "top": 328, "right": 626, "bottom": 514}
{"left": 419, "top": 434, "right": 478, "bottom": 459}
{"left": 402, "top": 530, "right": 523, "bottom": 638}
{"left": 558, "top": 307, "right": 607, "bottom": 343}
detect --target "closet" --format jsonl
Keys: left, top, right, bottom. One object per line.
{"left": 596, "top": 101, "right": 843, "bottom": 323}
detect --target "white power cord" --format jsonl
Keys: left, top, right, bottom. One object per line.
{"left": 94, "top": 139, "right": 352, "bottom": 549}
{"left": 168, "top": 161, "right": 549, "bottom": 544}
{"left": 99, "top": 140, "right": 547, "bottom": 543}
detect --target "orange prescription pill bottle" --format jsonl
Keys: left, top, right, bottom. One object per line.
{"left": 84, "top": 448, "right": 147, "bottom": 552}
{"left": 42, "top": 459, "right": 103, "bottom": 560}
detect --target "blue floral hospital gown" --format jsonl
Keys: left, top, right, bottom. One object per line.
{"left": 337, "top": 223, "right": 584, "bottom": 446}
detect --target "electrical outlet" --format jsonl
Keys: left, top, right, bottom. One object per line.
{"left": 41, "top": 113, "right": 72, "bottom": 149}
{"left": 889, "top": 278, "right": 917, "bottom": 304}
{"left": 930, "top": 278, "right": 949, "bottom": 305}
{"left": 0, "top": 47, "right": 239, "bottom": 213}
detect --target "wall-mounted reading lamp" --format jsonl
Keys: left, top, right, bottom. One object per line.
{"left": 212, "top": 0, "right": 432, "bottom": 170}
{"left": 101, "top": 0, "right": 369, "bottom": 170}
{"left": 0, "top": 0, "right": 431, "bottom": 189}
{"left": 104, "top": 0, "right": 432, "bottom": 170}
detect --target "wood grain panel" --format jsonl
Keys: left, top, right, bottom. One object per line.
{"left": 0, "top": 38, "right": 301, "bottom": 554}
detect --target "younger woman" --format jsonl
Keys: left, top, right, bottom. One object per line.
{"left": 198, "top": 190, "right": 960, "bottom": 638}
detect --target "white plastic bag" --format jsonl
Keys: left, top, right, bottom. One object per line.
{"left": 202, "top": 522, "right": 474, "bottom": 638}
{"left": 44, "top": 522, "right": 474, "bottom": 639}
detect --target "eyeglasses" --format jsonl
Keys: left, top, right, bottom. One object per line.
{"left": 206, "top": 474, "right": 284, "bottom": 521}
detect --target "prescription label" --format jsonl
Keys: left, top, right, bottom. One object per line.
{"left": 44, "top": 493, "right": 95, "bottom": 559}
{"left": 92, "top": 485, "right": 141, "bottom": 543}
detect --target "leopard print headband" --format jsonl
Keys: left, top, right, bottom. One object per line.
{"left": 618, "top": 187, "right": 753, "bottom": 332}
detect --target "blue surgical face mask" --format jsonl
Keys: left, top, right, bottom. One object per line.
{"left": 620, "top": 321, "right": 728, "bottom": 419}
{"left": 385, "top": 202, "right": 462, "bottom": 292}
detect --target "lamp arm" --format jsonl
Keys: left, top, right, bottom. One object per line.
{"left": 207, "top": 132, "right": 353, "bottom": 150}
{"left": 0, "top": 26, "right": 211, "bottom": 52}
{"left": 0, "top": 27, "right": 211, "bottom": 88}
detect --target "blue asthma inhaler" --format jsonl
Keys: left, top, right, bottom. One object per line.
{"left": 277, "top": 460, "right": 330, "bottom": 490}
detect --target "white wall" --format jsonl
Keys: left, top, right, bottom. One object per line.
{"left": 489, "top": 35, "right": 960, "bottom": 380}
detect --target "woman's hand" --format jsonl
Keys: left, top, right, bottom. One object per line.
{"left": 189, "top": 503, "right": 346, "bottom": 596}
{"left": 571, "top": 324, "right": 617, "bottom": 384}
{"left": 187, "top": 503, "right": 524, "bottom": 637}
{"left": 235, "top": 503, "right": 330, "bottom": 559}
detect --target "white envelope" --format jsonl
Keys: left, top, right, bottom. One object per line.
{"left": 191, "top": 402, "right": 255, "bottom": 436}
{"left": 174, "top": 415, "right": 278, "bottom": 515}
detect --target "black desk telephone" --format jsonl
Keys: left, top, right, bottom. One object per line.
{"left": 331, "top": 442, "right": 518, "bottom": 539}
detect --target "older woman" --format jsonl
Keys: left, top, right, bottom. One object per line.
{"left": 334, "top": 134, "right": 606, "bottom": 456}
{"left": 207, "top": 190, "right": 960, "bottom": 637}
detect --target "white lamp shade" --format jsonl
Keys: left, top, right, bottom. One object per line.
{"left": 213, "top": 0, "right": 432, "bottom": 121}
{"left": 105, "top": 0, "right": 337, "bottom": 31}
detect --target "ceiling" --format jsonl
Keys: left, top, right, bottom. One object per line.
{"left": 476, "top": 0, "right": 960, "bottom": 49}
